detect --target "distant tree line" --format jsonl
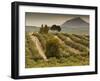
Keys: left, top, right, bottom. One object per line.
{"left": 50, "top": 24, "right": 61, "bottom": 32}
{"left": 39, "top": 24, "right": 61, "bottom": 34}
{"left": 39, "top": 24, "right": 49, "bottom": 34}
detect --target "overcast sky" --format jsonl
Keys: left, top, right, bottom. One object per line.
{"left": 25, "top": 12, "right": 89, "bottom": 27}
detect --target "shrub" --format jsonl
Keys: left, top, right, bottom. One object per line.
{"left": 39, "top": 24, "right": 49, "bottom": 34}
{"left": 45, "top": 38, "right": 61, "bottom": 58}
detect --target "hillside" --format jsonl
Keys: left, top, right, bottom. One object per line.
{"left": 25, "top": 32, "right": 89, "bottom": 68}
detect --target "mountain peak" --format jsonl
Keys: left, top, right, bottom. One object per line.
{"left": 61, "top": 17, "right": 89, "bottom": 28}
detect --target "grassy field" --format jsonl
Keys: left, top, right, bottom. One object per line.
{"left": 25, "top": 32, "right": 89, "bottom": 68}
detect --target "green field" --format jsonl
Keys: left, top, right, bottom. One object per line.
{"left": 25, "top": 32, "right": 89, "bottom": 68}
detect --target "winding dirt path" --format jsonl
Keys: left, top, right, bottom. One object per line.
{"left": 29, "top": 33, "right": 48, "bottom": 61}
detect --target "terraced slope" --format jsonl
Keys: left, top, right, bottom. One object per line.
{"left": 25, "top": 32, "right": 89, "bottom": 68}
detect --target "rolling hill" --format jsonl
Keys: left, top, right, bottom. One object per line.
{"left": 25, "top": 32, "right": 89, "bottom": 68}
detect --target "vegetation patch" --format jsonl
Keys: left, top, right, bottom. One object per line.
{"left": 25, "top": 32, "right": 89, "bottom": 68}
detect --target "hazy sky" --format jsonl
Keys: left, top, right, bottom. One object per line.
{"left": 25, "top": 12, "right": 89, "bottom": 27}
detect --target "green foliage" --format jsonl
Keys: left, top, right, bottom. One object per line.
{"left": 63, "top": 33, "right": 89, "bottom": 47}
{"left": 50, "top": 24, "right": 61, "bottom": 32}
{"left": 45, "top": 37, "right": 61, "bottom": 58}
{"left": 25, "top": 32, "right": 89, "bottom": 68}
{"left": 39, "top": 24, "right": 49, "bottom": 34}
{"left": 72, "top": 34, "right": 89, "bottom": 41}
{"left": 56, "top": 33, "right": 88, "bottom": 52}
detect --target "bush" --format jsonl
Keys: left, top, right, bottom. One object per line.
{"left": 39, "top": 24, "right": 49, "bottom": 34}
{"left": 45, "top": 38, "right": 61, "bottom": 58}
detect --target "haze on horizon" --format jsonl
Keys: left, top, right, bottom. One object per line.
{"left": 25, "top": 12, "right": 89, "bottom": 27}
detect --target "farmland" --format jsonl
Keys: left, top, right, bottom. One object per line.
{"left": 25, "top": 32, "right": 89, "bottom": 68}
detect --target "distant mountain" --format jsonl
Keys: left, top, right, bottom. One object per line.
{"left": 61, "top": 17, "right": 89, "bottom": 27}
{"left": 26, "top": 17, "right": 89, "bottom": 34}
{"left": 61, "top": 17, "right": 89, "bottom": 34}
